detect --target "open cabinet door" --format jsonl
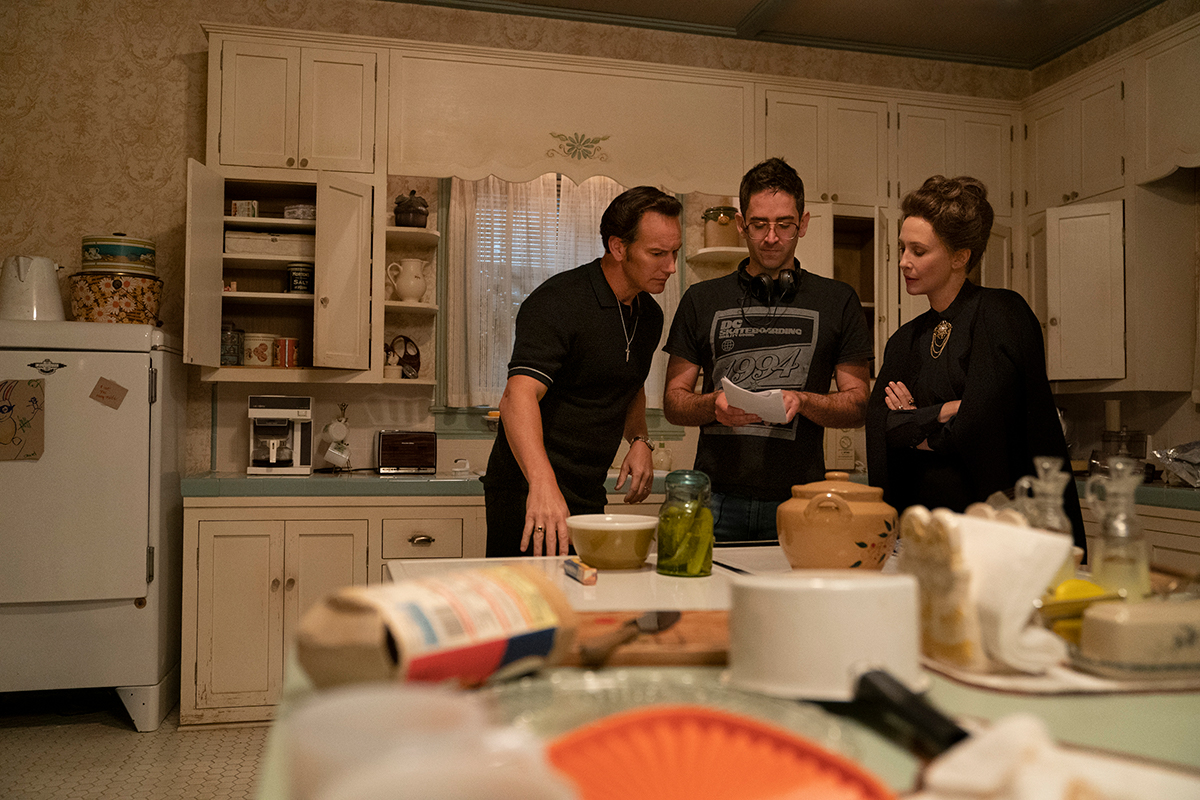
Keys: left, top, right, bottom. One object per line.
{"left": 184, "top": 158, "right": 225, "bottom": 367}
{"left": 873, "top": 209, "right": 891, "bottom": 366}
{"left": 313, "top": 172, "right": 372, "bottom": 369}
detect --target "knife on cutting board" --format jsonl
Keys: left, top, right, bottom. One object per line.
{"left": 576, "top": 610, "right": 682, "bottom": 668}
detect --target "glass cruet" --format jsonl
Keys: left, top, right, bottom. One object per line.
{"left": 1014, "top": 455, "right": 1072, "bottom": 536}
{"left": 1085, "top": 456, "right": 1151, "bottom": 601}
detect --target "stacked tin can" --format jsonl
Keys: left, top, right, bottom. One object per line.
{"left": 69, "top": 233, "right": 163, "bottom": 324}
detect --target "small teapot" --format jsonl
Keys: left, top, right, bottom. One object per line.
{"left": 776, "top": 472, "right": 898, "bottom": 570}
{"left": 393, "top": 190, "right": 429, "bottom": 228}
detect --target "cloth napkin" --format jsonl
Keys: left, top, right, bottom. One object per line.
{"left": 900, "top": 508, "right": 1073, "bottom": 674}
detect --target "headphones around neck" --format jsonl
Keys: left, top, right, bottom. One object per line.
{"left": 738, "top": 262, "right": 798, "bottom": 305}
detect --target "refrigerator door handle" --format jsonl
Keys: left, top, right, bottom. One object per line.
{"left": 148, "top": 366, "right": 158, "bottom": 405}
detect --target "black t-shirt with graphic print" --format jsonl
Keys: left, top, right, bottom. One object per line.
{"left": 665, "top": 261, "right": 873, "bottom": 500}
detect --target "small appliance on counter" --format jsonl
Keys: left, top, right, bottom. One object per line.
{"left": 376, "top": 430, "right": 436, "bottom": 474}
{"left": 248, "top": 395, "right": 313, "bottom": 475}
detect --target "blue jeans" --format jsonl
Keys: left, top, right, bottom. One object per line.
{"left": 711, "top": 492, "right": 781, "bottom": 543}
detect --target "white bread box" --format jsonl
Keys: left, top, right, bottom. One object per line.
{"left": 224, "top": 231, "right": 315, "bottom": 257}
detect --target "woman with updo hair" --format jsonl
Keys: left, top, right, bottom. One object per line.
{"left": 866, "top": 175, "right": 1085, "bottom": 550}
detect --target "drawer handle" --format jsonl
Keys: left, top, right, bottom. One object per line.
{"left": 409, "top": 534, "right": 435, "bottom": 547}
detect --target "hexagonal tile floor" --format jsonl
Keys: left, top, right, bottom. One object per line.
{"left": 0, "top": 688, "right": 267, "bottom": 799}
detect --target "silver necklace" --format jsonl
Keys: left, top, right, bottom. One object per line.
{"left": 619, "top": 296, "right": 639, "bottom": 363}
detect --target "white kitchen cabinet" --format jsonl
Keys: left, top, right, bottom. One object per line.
{"left": 389, "top": 45, "right": 754, "bottom": 195}
{"left": 1024, "top": 70, "right": 1125, "bottom": 216}
{"left": 184, "top": 159, "right": 373, "bottom": 380}
{"left": 183, "top": 514, "right": 367, "bottom": 725}
{"left": 1129, "top": 22, "right": 1200, "bottom": 183}
{"left": 897, "top": 105, "right": 1014, "bottom": 217}
{"left": 1043, "top": 200, "right": 1125, "bottom": 381}
{"left": 181, "top": 496, "right": 486, "bottom": 724}
{"left": 761, "top": 89, "right": 890, "bottom": 208}
{"left": 217, "top": 40, "right": 377, "bottom": 174}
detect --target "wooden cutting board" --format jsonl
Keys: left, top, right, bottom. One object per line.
{"left": 561, "top": 610, "right": 729, "bottom": 667}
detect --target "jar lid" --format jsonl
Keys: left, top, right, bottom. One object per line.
{"left": 790, "top": 471, "right": 883, "bottom": 501}
{"left": 702, "top": 206, "right": 738, "bottom": 223}
{"left": 665, "top": 469, "right": 710, "bottom": 488}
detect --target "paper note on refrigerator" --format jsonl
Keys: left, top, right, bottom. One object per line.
{"left": 720, "top": 377, "right": 789, "bottom": 424}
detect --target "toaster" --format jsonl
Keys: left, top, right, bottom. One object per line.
{"left": 376, "top": 430, "right": 436, "bottom": 474}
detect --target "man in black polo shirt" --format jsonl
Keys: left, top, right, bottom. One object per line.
{"left": 483, "top": 186, "right": 683, "bottom": 557}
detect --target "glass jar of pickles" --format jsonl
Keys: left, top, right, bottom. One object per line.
{"left": 656, "top": 470, "right": 714, "bottom": 577}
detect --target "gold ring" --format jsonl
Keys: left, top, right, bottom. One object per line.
{"left": 534, "top": 526, "right": 545, "bottom": 533}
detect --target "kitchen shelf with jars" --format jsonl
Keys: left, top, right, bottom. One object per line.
{"left": 381, "top": 182, "right": 439, "bottom": 386}
{"left": 185, "top": 159, "right": 374, "bottom": 381}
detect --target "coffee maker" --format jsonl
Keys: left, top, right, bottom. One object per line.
{"left": 248, "top": 395, "right": 313, "bottom": 475}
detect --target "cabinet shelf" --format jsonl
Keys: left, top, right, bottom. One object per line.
{"left": 223, "top": 216, "right": 316, "bottom": 232}
{"left": 223, "top": 253, "right": 313, "bottom": 270}
{"left": 222, "top": 291, "right": 314, "bottom": 305}
{"left": 385, "top": 226, "right": 440, "bottom": 247}
{"left": 688, "top": 246, "right": 748, "bottom": 264}
{"left": 383, "top": 300, "right": 437, "bottom": 315}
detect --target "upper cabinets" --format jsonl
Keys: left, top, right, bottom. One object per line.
{"left": 1023, "top": 70, "right": 1126, "bottom": 215}
{"left": 217, "top": 41, "right": 378, "bottom": 174}
{"left": 388, "top": 48, "right": 755, "bottom": 195}
{"left": 897, "top": 106, "right": 1015, "bottom": 217}
{"left": 1129, "top": 24, "right": 1200, "bottom": 182}
{"left": 760, "top": 90, "right": 890, "bottom": 207}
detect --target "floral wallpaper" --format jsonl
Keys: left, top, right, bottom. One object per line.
{"left": 0, "top": 0, "right": 1190, "bottom": 474}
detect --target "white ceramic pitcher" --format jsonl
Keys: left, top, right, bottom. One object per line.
{"left": 0, "top": 255, "right": 66, "bottom": 320}
{"left": 387, "top": 259, "right": 427, "bottom": 302}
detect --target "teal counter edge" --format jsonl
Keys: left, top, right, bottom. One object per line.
{"left": 181, "top": 472, "right": 669, "bottom": 499}
{"left": 1075, "top": 479, "right": 1200, "bottom": 513}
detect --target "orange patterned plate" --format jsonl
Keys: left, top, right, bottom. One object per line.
{"left": 547, "top": 704, "right": 896, "bottom": 800}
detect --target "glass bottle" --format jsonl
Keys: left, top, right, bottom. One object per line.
{"left": 656, "top": 470, "right": 713, "bottom": 577}
{"left": 1085, "top": 456, "right": 1151, "bottom": 601}
{"left": 1014, "top": 455, "right": 1072, "bottom": 536}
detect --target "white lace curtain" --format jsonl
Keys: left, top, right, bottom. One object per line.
{"left": 446, "top": 173, "right": 678, "bottom": 409}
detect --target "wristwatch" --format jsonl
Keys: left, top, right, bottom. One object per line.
{"left": 628, "top": 435, "right": 654, "bottom": 451}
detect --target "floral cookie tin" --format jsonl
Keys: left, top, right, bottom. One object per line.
{"left": 68, "top": 272, "right": 162, "bottom": 324}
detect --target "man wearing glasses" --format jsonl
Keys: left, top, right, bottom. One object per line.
{"left": 663, "top": 157, "right": 873, "bottom": 542}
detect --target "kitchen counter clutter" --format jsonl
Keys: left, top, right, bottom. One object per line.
{"left": 250, "top": 548, "right": 1200, "bottom": 800}
{"left": 182, "top": 470, "right": 668, "bottom": 497}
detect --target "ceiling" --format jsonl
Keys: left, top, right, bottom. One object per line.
{"left": 398, "top": 0, "right": 1167, "bottom": 69}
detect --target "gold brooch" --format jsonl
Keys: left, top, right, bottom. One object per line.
{"left": 931, "top": 320, "right": 952, "bottom": 359}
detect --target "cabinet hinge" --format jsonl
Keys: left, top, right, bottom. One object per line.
{"left": 1120, "top": 80, "right": 1125, "bottom": 100}
{"left": 887, "top": 180, "right": 891, "bottom": 198}
{"left": 1024, "top": 189, "right": 1029, "bottom": 207}
{"left": 1010, "top": 125, "right": 1014, "bottom": 142}
{"left": 146, "top": 546, "right": 155, "bottom": 583}
{"left": 1025, "top": 252, "right": 1030, "bottom": 270}
{"left": 894, "top": 112, "right": 898, "bottom": 130}
{"left": 765, "top": 97, "right": 768, "bottom": 116}
{"left": 1121, "top": 155, "right": 1125, "bottom": 175}
{"left": 1009, "top": 252, "right": 1013, "bottom": 272}
{"left": 1010, "top": 191, "right": 1014, "bottom": 208}
{"left": 149, "top": 366, "right": 158, "bottom": 405}
{"left": 1023, "top": 123, "right": 1028, "bottom": 140}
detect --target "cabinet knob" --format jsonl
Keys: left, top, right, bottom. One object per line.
{"left": 286, "top": 157, "right": 295, "bottom": 167}
{"left": 285, "top": 577, "right": 296, "bottom": 590}
{"left": 409, "top": 534, "right": 435, "bottom": 547}
{"left": 320, "top": 296, "right": 329, "bottom": 307}
{"left": 831, "top": 193, "right": 839, "bottom": 202}
{"left": 1070, "top": 191, "right": 1079, "bottom": 200}
{"left": 821, "top": 193, "right": 829, "bottom": 201}
{"left": 300, "top": 158, "right": 308, "bottom": 168}
{"left": 1062, "top": 193, "right": 1071, "bottom": 203}
{"left": 271, "top": 578, "right": 280, "bottom": 591}
{"left": 1049, "top": 317, "right": 1059, "bottom": 326}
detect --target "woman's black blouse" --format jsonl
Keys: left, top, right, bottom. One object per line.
{"left": 866, "top": 280, "right": 1086, "bottom": 549}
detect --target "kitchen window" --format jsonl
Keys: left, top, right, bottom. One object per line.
{"left": 445, "top": 173, "right": 678, "bottom": 409}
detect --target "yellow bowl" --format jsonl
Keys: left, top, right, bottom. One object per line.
{"left": 566, "top": 514, "right": 656, "bottom": 570}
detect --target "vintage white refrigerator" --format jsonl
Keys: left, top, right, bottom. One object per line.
{"left": 0, "top": 320, "right": 184, "bottom": 731}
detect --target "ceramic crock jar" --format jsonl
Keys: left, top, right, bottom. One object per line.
{"left": 776, "top": 472, "right": 898, "bottom": 570}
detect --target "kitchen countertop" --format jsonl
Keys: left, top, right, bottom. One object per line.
{"left": 181, "top": 469, "right": 669, "bottom": 498}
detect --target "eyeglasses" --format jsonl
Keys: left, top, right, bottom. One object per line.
{"left": 744, "top": 221, "right": 800, "bottom": 241}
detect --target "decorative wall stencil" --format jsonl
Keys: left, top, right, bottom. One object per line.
{"left": 548, "top": 132, "right": 610, "bottom": 161}
{"left": 0, "top": 380, "right": 44, "bottom": 461}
